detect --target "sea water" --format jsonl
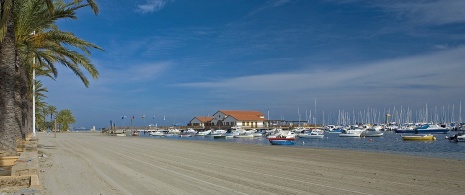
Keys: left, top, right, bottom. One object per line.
{"left": 139, "top": 131, "right": 465, "bottom": 161}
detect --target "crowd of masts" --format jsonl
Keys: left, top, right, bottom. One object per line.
{"left": 301, "top": 102, "right": 463, "bottom": 127}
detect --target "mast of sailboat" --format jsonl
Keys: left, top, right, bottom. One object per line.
{"left": 314, "top": 98, "right": 317, "bottom": 128}
{"left": 459, "top": 101, "right": 462, "bottom": 123}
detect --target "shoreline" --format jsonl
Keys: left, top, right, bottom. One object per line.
{"left": 38, "top": 132, "right": 465, "bottom": 194}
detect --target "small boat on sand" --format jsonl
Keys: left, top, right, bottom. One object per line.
{"left": 402, "top": 134, "right": 436, "bottom": 141}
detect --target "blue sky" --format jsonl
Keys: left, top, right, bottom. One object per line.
{"left": 43, "top": 0, "right": 465, "bottom": 128}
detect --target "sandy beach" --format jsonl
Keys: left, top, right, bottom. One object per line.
{"left": 37, "top": 132, "right": 464, "bottom": 194}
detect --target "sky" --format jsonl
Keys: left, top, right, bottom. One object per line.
{"left": 42, "top": 0, "right": 465, "bottom": 129}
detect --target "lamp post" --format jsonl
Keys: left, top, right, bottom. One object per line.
{"left": 32, "top": 31, "right": 36, "bottom": 137}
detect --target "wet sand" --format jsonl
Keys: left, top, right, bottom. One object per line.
{"left": 37, "top": 132, "right": 464, "bottom": 194}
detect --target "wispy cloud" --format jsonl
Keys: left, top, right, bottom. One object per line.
{"left": 348, "top": 0, "right": 465, "bottom": 26}
{"left": 177, "top": 46, "right": 465, "bottom": 106}
{"left": 136, "top": 0, "right": 173, "bottom": 13}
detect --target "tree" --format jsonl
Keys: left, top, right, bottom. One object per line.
{"left": 56, "top": 109, "right": 75, "bottom": 132}
{"left": 0, "top": 0, "right": 21, "bottom": 156}
{"left": 0, "top": 0, "right": 100, "bottom": 156}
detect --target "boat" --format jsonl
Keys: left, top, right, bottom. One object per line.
{"left": 132, "top": 131, "right": 139, "bottom": 136}
{"left": 327, "top": 128, "right": 343, "bottom": 133}
{"left": 204, "top": 129, "right": 226, "bottom": 138}
{"left": 361, "top": 131, "right": 383, "bottom": 137}
{"left": 402, "top": 134, "right": 436, "bottom": 141}
{"left": 269, "top": 139, "right": 295, "bottom": 145}
{"left": 298, "top": 129, "right": 325, "bottom": 139}
{"left": 179, "top": 133, "right": 192, "bottom": 137}
{"left": 361, "top": 129, "right": 383, "bottom": 137}
{"left": 213, "top": 135, "right": 226, "bottom": 139}
{"left": 196, "top": 130, "right": 212, "bottom": 136}
{"left": 149, "top": 131, "right": 165, "bottom": 136}
{"left": 395, "top": 127, "right": 415, "bottom": 134}
{"left": 339, "top": 129, "right": 364, "bottom": 137}
{"left": 415, "top": 124, "right": 449, "bottom": 134}
{"left": 115, "top": 133, "right": 126, "bottom": 137}
{"left": 268, "top": 131, "right": 296, "bottom": 145}
{"left": 446, "top": 133, "right": 465, "bottom": 142}
{"left": 234, "top": 134, "right": 254, "bottom": 138}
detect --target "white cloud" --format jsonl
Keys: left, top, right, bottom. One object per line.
{"left": 373, "top": 0, "right": 465, "bottom": 26}
{"left": 177, "top": 46, "right": 465, "bottom": 106}
{"left": 136, "top": 0, "right": 173, "bottom": 13}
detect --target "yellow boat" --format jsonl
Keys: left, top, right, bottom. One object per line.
{"left": 402, "top": 134, "right": 436, "bottom": 141}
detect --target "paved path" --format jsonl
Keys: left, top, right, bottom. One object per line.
{"left": 38, "top": 132, "right": 464, "bottom": 194}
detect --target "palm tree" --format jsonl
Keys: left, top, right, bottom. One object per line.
{"left": 0, "top": 0, "right": 100, "bottom": 156}
{"left": 0, "top": 0, "right": 21, "bottom": 156}
{"left": 47, "top": 105, "right": 57, "bottom": 126}
{"left": 56, "top": 109, "right": 75, "bottom": 132}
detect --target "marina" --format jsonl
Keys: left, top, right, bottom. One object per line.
{"left": 132, "top": 129, "right": 465, "bottom": 161}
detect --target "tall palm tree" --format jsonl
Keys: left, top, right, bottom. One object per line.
{"left": 0, "top": 0, "right": 100, "bottom": 156}
{"left": 56, "top": 109, "right": 75, "bottom": 132}
{"left": 0, "top": 0, "right": 21, "bottom": 156}
{"left": 47, "top": 105, "right": 57, "bottom": 124}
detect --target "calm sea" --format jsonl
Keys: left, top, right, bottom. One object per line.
{"left": 137, "top": 131, "right": 465, "bottom": 160}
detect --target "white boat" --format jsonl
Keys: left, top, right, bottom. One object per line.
{"left": 196, "top": 130, "right": 212, "bottom": 136}
{"left": 268, "top": 131, "right": 296, "bottom": 139}
{"left": 361, "top": 128, "right": 384, "bottom": 137}
{"left": 115, "top": 133, "right": 126, "bottom": 137}
{"left": 298, "top": 129, "right": 325, "bottom": 139}
{"left": 446, "top": 133, "right": 465, "bottom": 142}
{"left": 339, "top": 129, "right": 364, "bottom": 137}
{"left": 185, "top": 128, "right": 197, "bottom": 134}
{"left": 415, "top": 124, "right": 449, "bottom": 134}
{"left": 204, "top": 130, "right": 226, "bottom": 138}
{"left": 149, "top": 131, "right": 165, "bottom": 136}
{"left": 234, "top": 134, "right": 254, "bottom": 138}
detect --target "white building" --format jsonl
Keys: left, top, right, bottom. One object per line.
{"left": 188, "top": 116, "right": 214, "bottom": 128}
{"left": 211, "top": 110, "right": 266, "bottom": 129}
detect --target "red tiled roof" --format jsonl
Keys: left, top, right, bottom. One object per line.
{"left": 219, "top": 110, "right": 266, "bottom": 121}
{"left": 195, "top": 116, "right": 214, "bottom": 123}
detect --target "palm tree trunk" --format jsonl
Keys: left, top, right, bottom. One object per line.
{"left": 0, "top": 4, "right": 19, "bottom": 157}
{"left": 15, "top": 54, "right": 30, "bottom": 141}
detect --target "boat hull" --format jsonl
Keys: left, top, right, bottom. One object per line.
{"left": 339, "top": 133, "right": 361, "bottom": 137}
{"left": 269, "top": 140, "right": 295, "bottom": 145}
{"left": 395, "top": 129, "right": 415, "bottom": 133}
{"left": 402, "top": 134, "right": 436, "bottom": 141}
{"left": 415, "top": 129, "right": 449, "bottom": 134}
{"left": 234, "top": 134, "right": 254, "bottom": 138}
{"left": 298, "top": 134, "right": 324, "bottom": 139}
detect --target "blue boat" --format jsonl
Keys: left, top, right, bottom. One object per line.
{"left": 395, "top": 128, "right": 415, "bottom": 133}
{"left": 269, "top": 140, "right": 295, "bottom": 145}
{"left": 415, "top": 124, "right": 449, "bottom": 134}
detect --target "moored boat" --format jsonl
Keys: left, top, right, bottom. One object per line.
{"left": 446, "top": 133, "right": 465, "bottom": 142}
{"left": 402, "top": 134, "right": 436, "bottom": 141}
{"left": 298, "top": 129, "right": 325, "bottom": 139}
{"left": 339, "top": 129, "right": 363, "bottom": 137}
{"left": 234, "top": 134, "right": 254, "bottom": 138}
{"left": 361, "top": 129, "right": 383, "bottom": 137}
{"left": 149, "top": 131, "right": 165, "bottom": 136}
{"left": 213, "top": 135, "right": 226, "bottom": 139}
{"left": 415, "top": 124, "right": 449, "bottom": 134}
{"left": 269, "top": 139, "right": 295, "bottom": 145}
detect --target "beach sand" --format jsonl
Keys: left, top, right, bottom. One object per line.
{"left": 37, "top": 132, "right": 464, "bottom": 194}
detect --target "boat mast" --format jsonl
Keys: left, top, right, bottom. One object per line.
{"left": 314, "top": 98, "right": 317, "bottom": 128}
{"left": 459, "top": 101, "right": 462, "bottom": 123}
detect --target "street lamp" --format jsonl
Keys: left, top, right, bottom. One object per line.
{"left": 32, "top": 31, "right": 36, "bottom": 137}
